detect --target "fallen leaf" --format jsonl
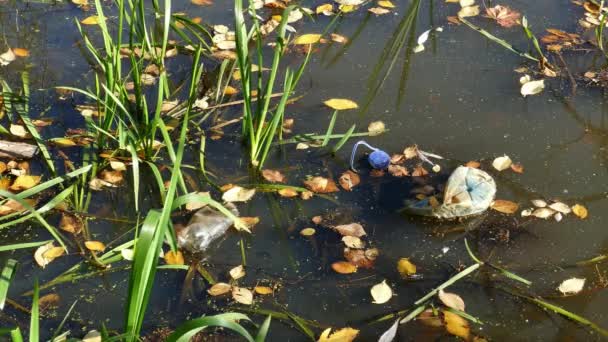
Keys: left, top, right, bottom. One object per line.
{"left": 438, "top": 289, "right": 466, "bottom": 311}
{"left": 491, "top": 200, "right": 519, "bottom": 214}
{"left": 333, "top": 223, "right": 366, "bottom": 237}
{"left": 339, "top": 170, "right": 360, "bottom": 191}
{"left": 60, "top": 213, "right": 83, "bottom": 234}
{"left": 304, "top": 176, "right": 339, "bottom": 193}
{"left": 208, "top": 282, "right": 232, "bottom": 296}
{"left": 10, "top": 124, "right": 31, "bottom": 138}
{"left": 316, "top": 3, "right": 334, "bottom": 15}
{"left": 549, "top": 202, "right": 571, "bottom": 214}
{"left": 318, "top": 327, "right": 359, "bottom": 342}
{"left": 301, "top": 190, "right": 314, "bottom": 200}
{"left": 370, "top": 280, "right": 392, "bottom": 304}
{"left": 12, "top": 48, "right": 29, "bottom": 57}
{"left": 121, "top": 249, "right": 134, "bottom": 261}
{"left": 344, "top": 248, "right": 376, "bottom": 268}
{"left": 294, "top": 33, "right": 322, "bottom": 45}
{"left": 378, "top": 0, "right": 395, "bottom": 8}
{"left": 191, "top": 0, "right": 213, "bottom": 5}
{"left": 554, "top": 212, "right": 563, "bottom": 222}
{"left": 81, "top": 15, "right": 103, "bottom": 25}
{"left": 443, "top": 310, "right": 470, "bottom": 340}
{"left": 229, "top": 265, "right": 246, "bottom": 280}
{"left": 404, "top": 145, "right": 418, "bottom": 159}
{"left": 239, "top": 217, "right": 260, "bottom": 230}
{"left": 262, "top": 169, "right": 286, "bottom": 183}
{"left": 485, "top": 5, "right": 521, "bottom": 28}
{"left": 335, "top": 0, "right": 365, "bottom": 4}
{"left": 42, "top": 246, "right": 65, "bottom": 260}
{"left": 531, "top": 199, "right": 547, "bottom": 207}
{"left": 459, "top": 0, "right": 475, "bottom": 6}
{"left": 254, "top": 286, "right": 273, "bottom": 295}
{"left": 34, "top": 242, "right": 56, "bottom": 268}
{"left": 411, "top": 164, "right": 429, "bottom": 177}
{"left": 388, "top": 164, "right": 409, "bottom": 177}
{"left": 342, "top": 236, "right": 364, "bottom": 248}
{"left": 458, "top": 5, "right": 480, "bottom": 18}
{"left": 557, "top": 277, "right": 585, "bottom": 294}
{"left": 323, "top": 98, "right": 359, "bottom": 110}
{"left": 416, "top": 309, "right": 444, "bottom": 327}
{"left": 330, "top": 33, "right": 348, "bottom": 43}
{"left": 84, "top": 241, "right": 106, "bottom": 252}
{"left": 397, "top": 258, "right": 417, "bottom": 277}
{"left": 82, "top": 330, "right": 101, "bottom": 342}
{"left": 492, "top": 155, "right": 512, "bottom": 171}
{"left": 232, "top": 286, "right": 253, "bottom": 305}
{"left": 0, "top": 48, "right": 16, "bottom": 66}
{"left": 278, "top": 188, "right": 299, "bottom": 197}
{"left": 10, "top": 175, "right": 41, "bottom": 191}
{"left": 572, "top": 204, "right": 588, "bottom": 219}
{"left": 521, "top": 79, "right": 545, "bottom": 97}
{"left": 164, "top": 250, "right": 184, "bottom": 265}
{"left": 368, "top": 7, "right": 390, "bottom": 15}
{"left": 300, "top": 227, "right": 316, "bottom": 236}
{"left": 368, "top": 121, "right": 386, "bottom": 136}
{"left": 222, "top": 186, "right": 256, "bottom": 202}
{"left": 110, "top": 161, "right": 127, "bottom": 171}
{"left": 532, "top": 207, "right": 555, "bottom": 219}
{"left": 100, "top": 169, "right": 123, "bottom": 184}
{"left": 312, "top": 215, "right": 323, "bottom": 224}
{"left": 185, "top": 191, "right": 211, "bottom": 211}
{"left": 331, "top": 261, "right": 358, "bottom": 274}
{"left": 510, "top": 163, "right": 524, "bottom": 173}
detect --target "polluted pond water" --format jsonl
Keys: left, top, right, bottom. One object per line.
{"left": 2, "top": 0, "right": 608, "bottom": 340}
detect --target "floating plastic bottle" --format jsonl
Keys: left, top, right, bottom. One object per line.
{"left": 177, "top": 203, "right": 239, "bottom": 253}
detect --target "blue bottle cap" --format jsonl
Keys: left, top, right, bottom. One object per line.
{"left": 369, "top": 150, "right": 390, "bottom": 169}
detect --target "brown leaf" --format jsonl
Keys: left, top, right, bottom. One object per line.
{"left": 312, "top": 215, "right": 323, "bottom": 224}
{"left": 0, "top": 199, "right": 28, "bottom": 216}
{"left": 491, "top": 200, "right": 519, "bottom": 214}
{"left": 485, "top": 5, "right": 521, "bottom": 28}
{"left": 438, "top": 289, "right": 466, "bottom": 311}
{"left": 277, "top": 188, "right": 298, "bottom": 198}
{"left": 208, "top": 282, "right": 231, "bottom": 296}
{"left": 100, "top": 170, "right": 123, "bottom": 184}
{"left": 60, "top": 213, "right": 83, "bottom": 234}
{"left": 191, "top": 0, "right": 213, "bottom": 5}
{"left": 370, "top": 169, "right": 385, "bottom": 177}
{"left": 510, "top": 163, "right": 524, "bottom": 173}
{"left": 84, "top": 240, "right": 106, "bottom": 252}
{"left": 318, "top": 327, "right": 359, "bottom": 342}
{"left": 229, "top": 265, "right": 246, "bottom": 280}
{"left": 339, "top": 170, "right": 360, "bottom": 191}
{"left": 331, "top": 261, "right": 358, "bottom": 274}
{"left": 443, "top": 310, "right": 470, "bottom": 340}
{"left": 388, "top": 165, "right": 409, "bottom": 177}
{"left": 300, "top": 191, "right": 314, "bottom": 200}
{"left": 344, "top": 248, "right": 375, "bottom": 268}
{"left": 390, "top": 154, "right": 405, "bottom": 164}
{"left": 164, "top": 250, "right": 185, "bottom": 265}
{"left": 239, "top": 217, "right": 260, "bottom": 230}
{"left": 333, "top": 223, "right": 366, "bottom": 237}
{"left": 232, "top": 286, "right": 253, "bottom": 305}
{"left": 262, "top": 169, "right": 286, "bottom": 183}
{"left": 411, "top": 164, "right": 429, "bottom": 177}
{"left": 465, "top": 160, "right": 481, "bottom": 168}
{"left": 303, "top": 176, "right": 339, "bottom": 193}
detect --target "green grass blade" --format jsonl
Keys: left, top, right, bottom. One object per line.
{"left": 321, "top": 110, "right": 338, "bottom": 147}
{"left": 29, "top": 279, "right": 39, "bottom": 342}
{"left": 0, "top": 259, "right": 17, "bottom": 310}
{"left": 255, "top": 315, "right": 272, "bottom": 342}
{"left": 414, "top": 263, "right": 480, "bottom": 305}
{"left": 0, "top": 240, "right": 53, "bottom": 252}
{"left": 332, "top": 124, "right": 356, "bottom": 153}
{"left": 166, "top": 313, "right": 255, "bottom": 342}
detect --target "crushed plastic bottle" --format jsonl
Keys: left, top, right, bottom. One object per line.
{"left": 177, "top": 203, "right": 239, "bottom": 253}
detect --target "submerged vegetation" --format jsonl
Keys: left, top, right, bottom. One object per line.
{"left": 0, "top": 0, "right": 608, "bottom": 340}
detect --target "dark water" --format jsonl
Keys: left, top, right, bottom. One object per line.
{"left": 1, "top": 0, "right": 608, "bottom": 340}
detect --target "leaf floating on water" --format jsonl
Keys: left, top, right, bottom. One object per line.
{"left": 232, "top": 287, "right": 253, "bottom": 305}
{"left": 121, "top": 248, "right": 134, "bottom": 261}
{"left": 411, "top": 164, "right": 429, "bottom": 177}
{"left": 572, "top": 204, "right": 588, "bottom": 219}
{"left": 254, "top": 286, "right": 274, "bottom": 295}
{"left": 367, "top": 121, "right": 386, "bottom": 136}
{"left": 342, "top": 236, "right": 364, "bottom": 249}
{"left": 229, "top": 265, "right": 246, "bottom": 280}
{"left": 458, "top": 5, "right": 480, "bottom": 18}
{"left": 316, "top": 3, "right": 334, "bottom": 15}
{"left": 520, "top": 79, "right": 545, "bottom": 97}
{"left": 100, "top": 169, "right": 123, "bottom": 185}
{"left": 368, "top": 7, "right": 390, "bottom": 15}
{"left": 558, "top": 277, "right": 585, "bottom": 295}
{"left": 370, "top": 280, "right": 392, "bottom": 304}
{"left": 549, "top": 202, "right": 571, "bottom": 214}
{"left": 397, "top": 258, "right": 417, "bottom": 277}
{"left": 34, "top": 242, "right": 57, "bottom": 268}
{"left": 378, "top": 319, "right": 399, "bottom": 342}
{"left": 334, "top": 0, "right": 365, "bottom": 5}
{"left": 554, "top": 212, "right": 563, "bottom": 222}
{"left": 84, "top": 241, "right": 106, "bottom": 252}
{"left": 301, "top": 190, "right": 314, "bottom": 200}
{"left": 318, "top": 327, "right": 359, "bottom": 342}
{"left": 521, "top": 208, "right": 532, "bottom": 217}
{"left": 334, "top": 223, "right": 366, "bottom": 237}
{"left": 10, "top": 124, "right": 31, "bottom": 138}
{"left": 164, "top": 250, "right": 184, "bottom": 265}
{"left": 191, "top": 0, "right": 213, "bottom": 5}
{"left": 222, "top": 186, "right": 256, "bottom": 202}
{"left": 10, "top": 175, "right": 41, "bottom": 191}
{"left": 485, "top": 5, "right": 521, "bottom": 28}
{"left": 262, "top": 169, "right": 286, "bottom": 183}
{"left": 388, "top": 165, "right": 409, "bottom": 177}
{"left": 532, "top": 207, "right": 555, "bottom": 219}
{"left": 344, "top": 248, "right": 377, "bottom": 268}
{"left": 294, "top": 34, "right": 322, "bottom": 45}
{"left": 531, "top": 199, "right": 547, "bottom": 208}
{"left": 300, "top": 227, "right": 316, "bottom": 236}
{"left": 438, "top": 289, "right": 466, "bottom": 311}
{"left": 510, "top": 163, "right": 524, "bottom": 173}
{"left": 207, "top": 282, "right": 232, "bottom": 296}
{"left": 459, "top": 0, "right": 475, "bottom": 6}
{"left": 304, "top": 176, "right": 339, "bottom": 193}
{"left": 81, "top": 15, "right": 103, "bottom": 25}
{"left": 339, "top": 170, "right": 360, "bottom": 191}
{"left": 323, "top": 98, "right": 359, "bottom": 110}
{"left": 378, "top": 0, "right": 395, "bottom": 8}
{"left": 12, "top": 48, "right": 29, "bottom": 57}
{"left": 60, "top": 213, "right": 83, "bottom": 234}
{"left": 0, "top": 48, "right": 16, "bottom": 66}
{"left": 278, "top": 188, "right": 299, "bottom": 198}
{"left": 82, "top": 330, "right": 101, "bottom": 342}
{"left": 491, "top": 200, "right": 519, "bottom": 214}
{"left": 492, "top": 155, "right": 512, "bottom": 171}
{"left": 330, "top": 33, "right": 348, "bottom": 43}
{"left": 331, "top": 261, "right": 357, "bottom": 274}
{"left": 443, "top": 310, "right": 470, "bottom": 340}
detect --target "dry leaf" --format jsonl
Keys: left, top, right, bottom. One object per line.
{"left": 229, "top": 265, "right": 246, "bottom": 280}
{"left": 411, "top": 165, "right": 429, "bottom": 177}
{"left": 368, "top": 7, "right": 390, "bottom": 15}
{"left": 208, "top": 282, "right": 232, "bottom": 296}
{"left": 232, "top": 287, "right": 253, "bottom": 305}
{"left": 443, "top": 310, "right": 470, "bottom": 340}
{"left": 318, "top": 327, "right": 359, "bottom": 342}
{"left": 100, "top": 169, "right": 123, "bottom": 184}
{"left": 333, "top": 223, "right": 366, "bottom": 237}
{"left": 397, "top": 258, "right": 417, "bottom": 277}
{"left": 531, "top": 199, "right": 547, "bottom": 207}
{"left": 492, "top": 155, "right": 512, "bottom": 171}
{"left": 10, "top": 124, "right": 31, "bottom": 138}
{"left": 12, "top": 48, "right": 29, "bottom": 57}
{"left": 323, "top": 98, "right": 359, "bottom": 110}
{"left": 378, "top": 0, "right": 395, "bottom": 8}
{"left": 465, "top": 160, "right": 480, "bottom": 168}
{"left": 339, "top": 170, "right": 360, "bottom": 191}
{"left": 485, "top": 5, "right": 521, "bottom": 27}
{"left": 438, "top": 289, "right": 466, "bottom": 311}
{"left": 185, "top": 191, "right": 210, "bottom": 211}
{"left": 254, "top": 286, "right": 274, "bottom": 295}
{"left": 316, "top": 3, "right": 334, "bottom": 15}
{"left": 239, "top": 217, "right": 260, "bottom": 230}
{"left": 82, "top": 330, "right": 101, "bottom": 342}
{"left": 0, "top": 48, "right": 16, "bottom": 66}
{"left": 304, "top": 176, "right": 339, "bottom": 193}
{"left": 0, "top": 199, "right": 28, "bottom": 216}
{"left": 491, "top": 200, "right": 519, "bottom": 214}
{"left": 164, "top": 250, "right": 184, "bottom": 265}
{"left": 510, "top": 163, "right": 524, "bottom": 173}
{"left": 84, "top": 240, "right": 106, "bottom": 252}
{"left": 10, "top": 175, "right": 41, "bottom": 191}
{"left": 110, "top": 161, "right": 127, "bottom": 171}
{"left": 368, "top": 121, "right": 386, "bottom": 136}
{"left": 378, "top": 319, "right": 399, "bottom": 342}
{"left": 557, "top": 277, "right": 585, "bottom": 294}
{"left": 521, "top": 79, "right": 545, "bottom": 97}
{"left": 572, "top": 204, "right": 588, "bottom": 219}
{"left": 191, "top": 0, "right": 213, "bottom": 5}
{"left": 34, "top": 242, "right": 56, "bottom": 268}
{"left": 222, "top": 186, "right": 256, "bottom": 202}
{"left": 404, "top": 145, "right": 418, "bottom": 159}
{"left": 331, "top": 261, "right": 357, "bottom": 274}
{"left": 60, "top": 213, "right": 83, "bottom": 234}
{"left": 262, "top": 169, "right": 286, "bottom": 183}
{"left": 278, "top": 188, "right": 299, "bottom": 197}
{"left": 312, "top": 215, "right": 323, "bottom": 224}
{"left": 294, "top": 34, "right": 322, "bottom": 45}
{"left": 458, "top": 5, "right": 480, "bottom": 18}
{"left": 342, "top": 236, "right": 364, "bottom": 249}
{"left": 388, "top": 164, "right": 409, "bottom": 177}
{"left": 81, "top": 15, "right": 103, "bottom": 25}
{"left": 330, "top": 33, "right": 348, "bottom": 43}
{"left": 370, "top": 280, "right": 392, "bottom": 304}
{"left": 549, "top": 202, "right": 571, "bottom": 214}
{"left": 300, "top": 227, "right": 316, "bottom": 236}
{"left": 344, "top": 248, "right": 376, "bottom": 268}
{"left": 532, "top": 207, "right": 555, "bottom": 219}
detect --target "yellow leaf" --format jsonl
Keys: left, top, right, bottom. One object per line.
{"left": 572, "top": 204, "right": 588, "bottom": 219}
{"left": 164, "top": 250, "right": 185, "bottom": 265}
{"left": 331, "top": 261, "right": 357, "bottom": 274}
{"left": 84, "top": 240, "right": 106, "bottom": 252}
{"left": 378, "top": 0, "right": 395, "bottom": 8}
{"left": 339, "top": 5, "right": 357, "bottom": 13}
{"left": 316, "top": 3, "right": 333, "bottom": 14}
{"left": 491, "top": 199, "right": 519, "bottom": 214}
{"left": 229, "top": 265, "right": 246, "bottom": 280}
{"left": 300, "top": 227, "right": 316, "bottom": 236}
{"left": 254, "top": 286, "right": 274, "bottom": 295}
{"left": 207, "top": 282, "right": 231, "bottom": 296}
{"left": 81, "top": 15, "right": 103, "bottom": 25}
{"left": 232, "top": 286, "right": 254, "bottom": 305}
{"left": 323, "top": 98, "right": 358, "bottom": 110}
{"left": 60, "top": 213, "right": 83, "bottom": 234}
{"left": 397, "top": 258, "right": 417, "bottom": 277}
{"left": 294, "top": 34, "right": 322, "bottom": 45}
{"left": 443, "top": 310, "right": 470, "bottom": 340}
{"left": 10, "top": 175, "right": 41, "bottom": 191}
{"left": 223, "top": 85, "right": 239, "bottom": 95}
{"left": 53, "top": 138, "right": 77, "bottom": 147}
{"left": 12, "top": 48, "right": 30, "bottom": 57}
{"left": 42, "top": 246, "right": 66, "bottom": 259}
{"left": 318, "top": 327, "right": 359, "bottom": 342}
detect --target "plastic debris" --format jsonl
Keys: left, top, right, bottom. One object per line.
{"left": 177, "top": 203, "right": 239, "bottom": 253}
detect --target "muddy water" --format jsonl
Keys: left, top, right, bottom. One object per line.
{"left": 1, "top": 0, "right": 608, "bottom": 340}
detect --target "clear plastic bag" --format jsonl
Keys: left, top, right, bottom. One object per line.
{"left": 177, "top": 203, "right": 239, "bottom": 253}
